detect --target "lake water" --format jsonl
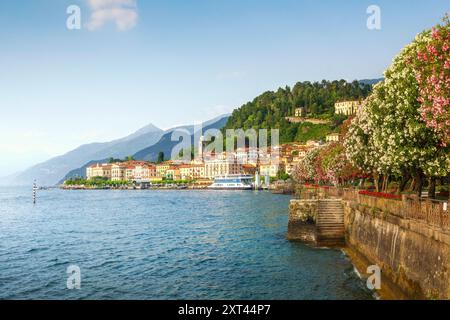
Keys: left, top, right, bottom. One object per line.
{"left": 0, "top": 187, "right": 373, "bottom": 300}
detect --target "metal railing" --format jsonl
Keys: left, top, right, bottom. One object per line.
{"left": 299, "top": 185, "right": 449, "bottom": 230}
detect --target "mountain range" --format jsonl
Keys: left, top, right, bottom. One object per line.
{"left": 4, "top": 78, "right": 382, "bottom": 187}
{"left": 2, "top": 115, "right": 229, "bottom": 186}
{"left": 3, "top": 124, "right": 164, "bottom": 186}
{"left": 60, "top": 115, "right": 229, "bottom": 183}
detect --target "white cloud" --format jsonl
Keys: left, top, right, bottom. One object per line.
{"left": 86, "top": 0, "right": 138, "bottom": 31}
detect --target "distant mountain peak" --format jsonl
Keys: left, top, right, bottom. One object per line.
{"left": 7, "top": 122, "right": 164, "bottom": 186}
{"left": 59, "top": 115, "right": 230, "bottom": 184}
{"left": 134, "top": 123, "right": 161, "bottom": 134}
{"left": 121, "top": 123, "right": 162, "bottom": 142}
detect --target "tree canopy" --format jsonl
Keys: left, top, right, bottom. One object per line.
{"left": 293, "top": 17, "right": 449, "bottom": 198}
{"left": 344, "top": 17, "right": 450, "bottom": 196}
{"left": 224, "top": 80, "right": 373, "bottom": 143}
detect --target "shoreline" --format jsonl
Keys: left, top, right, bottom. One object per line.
{"left": 341, "top": 247, "right": 408, "bottom": 300}
{"left": 61, "top": 185, "right": 199, "bottom": 191}
{"left": 286, "top": 238, "right": 406, "bottom": 300}
{"left": 60, "top": 184, "right": 293, "bottom": 194}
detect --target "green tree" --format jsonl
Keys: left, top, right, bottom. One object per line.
{"left": 224, "top": 79, "right": 373, "bottom": 144}
{"left": 157, "top": 152, "right": 165, "bottom": 163}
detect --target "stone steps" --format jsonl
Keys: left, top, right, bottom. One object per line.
{"left": 317, "top": 222, "right": 344, "bottom": 224}
{"left": 316, "top": 199, "right": 345, "bottom": 246}
{"left": 317, "top": 215, "right": 344, "bottom": 218}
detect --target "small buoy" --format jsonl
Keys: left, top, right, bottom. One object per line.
{"left": 32, "top": 181, "right": 37, "bottom": 204}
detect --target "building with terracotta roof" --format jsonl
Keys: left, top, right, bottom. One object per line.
{"left": 166, "top": 165, "right": 181, "bottom": 180}
{"left": 242, "top": 164, "right": 257, "bottom": 175}
{"left": 156, "top": 162, "right": 171, "bottom": 178}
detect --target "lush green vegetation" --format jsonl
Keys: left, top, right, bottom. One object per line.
{"left": 108, "top": 157, "right": 123, "bottom": 163}
{"left": 107, "top": 156, "right": 135, "bottom": 163}
{"left": 64, "top": 177, "right": 129, "bottom": 187}
{"left": 224, "top": 80, "right": 372, "bottom": 143}
{"left": 280, "top": 122, "right": 332, "bottom": 143}
{"left": 277, "top": 171, "right": 290, "bottom": 181}
{"left": 64, "top": 177, "right": 193, "bottom": 187}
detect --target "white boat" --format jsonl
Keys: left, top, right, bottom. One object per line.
{"left": 207, "top": 174, "right": 254, "bottom": 190}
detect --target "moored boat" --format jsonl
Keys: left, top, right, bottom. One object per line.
{"left": 207, "top": 175, "right": 254, "bottom": 190}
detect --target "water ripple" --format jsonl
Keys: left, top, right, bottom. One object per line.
{"left": 0, "top": 187, "right": 373, "bottom": 300}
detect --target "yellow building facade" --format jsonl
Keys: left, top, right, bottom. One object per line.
{"left": 259, "top": 163, "right": 281, "bottom": 178}
{"left": 334, "top": 100, "right": 361, "bottom": 116}
{"left": 326, "top": 133, "right": 340, "bottom": 143}
{"left": 180, "top": 165, "right": 205, "bottom": 180}
{"left": 111, "top": 163, "right": 127, "bottom": 181}
{"left": 204, "top": 159, "right": 242, "bottom": 179}
{"left": 87, "top": 164, "right": 112, "bottom": 180}
{"left": 156, "top": 163, "right": 171, "bottom": 178}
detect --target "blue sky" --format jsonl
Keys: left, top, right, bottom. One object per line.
{"left": 0, "top": 0, "right": 448, "bottom": 175}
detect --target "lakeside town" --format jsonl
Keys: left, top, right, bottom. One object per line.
{"left": 1, "top": 0, "right": 449, "bottom": 303}
{"left": 58, "top": 14, "right": 450, "bottom": 299}
{"left": 62, "top": 101, "right": 357, "bottom": 190}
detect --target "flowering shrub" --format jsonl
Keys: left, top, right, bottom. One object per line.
{"left": 345, "top": 16, "right": 450, "bottom": 181}
{"left": 414, "top": 15, "right": 450, "bottom": 147}
{"left": 292, "top": 147, "right": 322, "bottom": 183}
{"left": 295, "top": 16, "right": 449, "bottom": 196}
{"left": 358, "top": 190, "right": 402, "bottom": 200}
{"left": 293, "top": 143, "right": 362, "bottom": 186}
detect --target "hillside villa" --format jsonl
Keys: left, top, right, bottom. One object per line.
{"left": 334, "top": 100, "right": 362, "bottom": 116}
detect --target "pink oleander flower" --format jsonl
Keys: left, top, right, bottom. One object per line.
{"left": 414, "top": 20, "right": 450, "bottom": 147}
{"left": 432, "top": 27, "right": 441, "bottom": 40}
{"left": 427, "top": 44, "right": 438, "bottom": 56}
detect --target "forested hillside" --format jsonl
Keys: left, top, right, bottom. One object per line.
{"left": 224, "top": 80, "right": 374, "bottom": 143}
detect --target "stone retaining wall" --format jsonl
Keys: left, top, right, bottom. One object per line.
{"left": 287, "top": 200, "right": 317, "bottom": 243}
{"left": 344, "top": 200, "right": 450, "bottom": 299}
{"left": 288, "top": 186, "right": 450, "bottom": 299}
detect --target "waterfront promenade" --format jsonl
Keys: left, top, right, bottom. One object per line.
{"left": 288, "top": 185, "right": 450, "bottom": 299}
